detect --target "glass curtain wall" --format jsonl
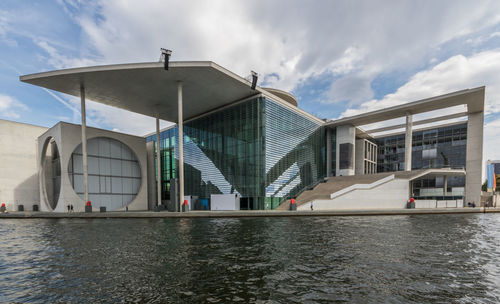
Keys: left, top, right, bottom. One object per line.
{"left": 147, "top": 96, "right": 326, "bottom": 210}
{"left": 375, "top": 123, "right": 467, "bottom": 199}
{"left": 182, "top": 97, "right": 265, "bottom": 207}
{"left": 327, "top": 128, "right": 337, "bottom": 177}
{"left": 264, "top": 99, "right": 325, "bottom": 209}
{"left": 147, "top": 97, "right": 265, "bottom": 209}
{"left": 146, "top": 127, "right": 177, "bottom": 201}
{"left": 68, "top": 137, "right": 142, "bottom": 210}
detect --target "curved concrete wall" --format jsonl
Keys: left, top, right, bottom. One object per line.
{"left": 37, "top": 122, "right": 148, "bottom": 212}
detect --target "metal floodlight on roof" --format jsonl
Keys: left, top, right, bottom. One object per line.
{"left": 251, "top": 70, "right": 258, "bottom": 90}
{"left": 160, "top": 48, "right": 172, "bottom": 70}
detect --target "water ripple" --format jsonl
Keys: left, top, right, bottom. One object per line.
{"left": 1, "top": 215, "right": 500, "bottom": 303}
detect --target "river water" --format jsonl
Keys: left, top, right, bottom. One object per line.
{"left": 1, "top": 214, "right": 500, "bottom": 303}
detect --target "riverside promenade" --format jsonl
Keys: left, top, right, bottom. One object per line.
{"left": 1, "top": 208, "right": 499, "bottom": 219}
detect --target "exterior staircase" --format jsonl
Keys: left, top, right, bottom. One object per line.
{"left": 277, "top": 169, "right": 464, "bottom": 210}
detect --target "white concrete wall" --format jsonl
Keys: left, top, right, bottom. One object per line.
{"left": 465, "top": 111, "right": 484, "bottom": 205}
{"left": 37, "top": 122, "right": 148, "bottom": 212}
{"left": 0, "top": 120, "right": 48, "bottom": 211}
{"left": 299, "top": 179, "right": 409, "bottom": 210}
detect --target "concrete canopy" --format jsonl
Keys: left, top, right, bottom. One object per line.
{"left": 326, "top": 86, "right": 485, "bottom": 128}
{"left": 20, "top": 61, "right": 261, "bottom": 122}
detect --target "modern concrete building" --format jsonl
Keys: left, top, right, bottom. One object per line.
{"left": 10, "top": 60, "right": 484, "bottom": 212}
{"left": 321, "top": 87, "right": 484, "bottom": 208}
{"left": 38, "top": 122, "right": 147, "bottom": 212}
{"left": 0, "top": 119, "right": 47, "bottom": 211}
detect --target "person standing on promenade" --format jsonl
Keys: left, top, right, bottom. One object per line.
{"left": 67, "top": 204, "right": 70, "bottom": 213}
{"left": 70, "top": 204, "right": 74, "bottom": 213}
{"left": 310, "top": 201, "right": 314, "bottom": 211}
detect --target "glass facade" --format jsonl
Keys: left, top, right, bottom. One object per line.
{"left": 264, "top": 99, "right": 325, "bottom": 209}
{"left": 68, "top": 137, "right": 142, "bottom": 210}
{"left": 147, "top": 97, "right": 325, "bottom": 210}
{"left": 375, "top": 123, "right": 467, "bottom": 199}
{"left": 331, "top": 128, "right": 336, "bottom": 177}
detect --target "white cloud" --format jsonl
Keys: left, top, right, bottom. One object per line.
{"left": 339, "top": 49, "right": 500, "bottom": 180}
{"left": 85, "top": 100, "right": 173, "bottom": 136}
{"left": 47, "top": 92, "right": 173, "bottom": 136}
{"left": 17, "top": 0, "right": 500, "bottom": 135}
{"left": 35, "top": 40, "right": 97, "bottom": 69}
{"left": 0, "top": 94, "right": 28, "bottom": 119}
{"left": 63, "top": 0, "right": 500, "bottom": 93}
{"left": 340, "top": 49, "right": 500, "bottom": 118}
{"left": 326, "top": 73, "right": 373, "bottom": 105}
{"left": 0, "top": 10, "right": 18, "bottom": 47}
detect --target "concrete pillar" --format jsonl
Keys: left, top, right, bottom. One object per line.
{"left": 80, "top": 86, "right": 89, "bottom": 204}
{"left": 336, "top": 125, "right": 356, "bottom": 176}
{"left": 146, "top": 141, "right": 156, "bottom": 210}
{"left": 405, "top": 113, "right": 413, "bottom": 171}
{"left": 326, "top": 128, "right": 332, "bottom": 177}
{"left": 355, "top": 139, "right": 364, "bottom": 175}
{"left": 156, "top": 116, "right": 162, "bottom": 207}
{"left": 465, "top": 111, "right": 484, "bottom": 205}
{"left": 177, "top": 81, "right": 184, "bottom": 212}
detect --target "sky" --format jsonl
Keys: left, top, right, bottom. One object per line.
{"left": 1, "top": 0, "right": 500, "bottom": 173}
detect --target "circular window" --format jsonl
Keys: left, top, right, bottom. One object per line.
{"left": 68, "top": 137, "right": 141, "bottom": 211}
{"left": 41, "top": 137, "right": 61, "bottom": 210}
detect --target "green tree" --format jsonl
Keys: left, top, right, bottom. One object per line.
{"left": 482, "top": 180, "right": 488, "bottom": 192}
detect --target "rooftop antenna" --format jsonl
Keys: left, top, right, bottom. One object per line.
{"left": 160, "top": 48, "right": 172, "bottom": 70}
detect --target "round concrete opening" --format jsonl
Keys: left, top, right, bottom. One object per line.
{"left": 67, "top": 137, "right": 141, "bottom": 211}
{"left": 41, "top": 137, "right": 61, "bottom": 210}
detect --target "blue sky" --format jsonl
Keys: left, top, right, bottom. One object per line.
{"left": 2, "top": 0, "right": 500, "bottom": 164}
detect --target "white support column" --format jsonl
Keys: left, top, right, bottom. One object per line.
{"left": 156, "top": 115, "right": 162, "bottom": 207}
{"left": 465, "top": 111, "right": 484, "bottom": 205}
{"left": 405, "top": 113, "right": 413, "bottom": 171}
{"left": 177, "top": 81, "right": 184, "bottom": 212}
{"left": 80, "top": 86, "right": 89, "bottom": 205}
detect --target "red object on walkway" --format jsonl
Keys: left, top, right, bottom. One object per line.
{"left": 1, "top": 203, "right": 5, "bottom": 207}
{"left": 409, "top": 197, "right": 415, "bottom": 203}
{"left": 290, "top": 199, "right": 296, "bottom": 204}
{"left": 86, "top": 201, "right": 92, "bottom": 206}
{"left": 183, "top": 200, "right": 188, "bottom": 206}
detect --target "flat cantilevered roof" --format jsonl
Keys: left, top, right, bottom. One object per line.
{"left": 326, "top": 86, "right": 485, "bottom": 127}
{"left": 20, "top": 61, "right": 275, "bottom": 122}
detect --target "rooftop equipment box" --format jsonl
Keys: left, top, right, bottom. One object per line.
{"left": 210, "top": 194, "right": 240, "bottom": 211}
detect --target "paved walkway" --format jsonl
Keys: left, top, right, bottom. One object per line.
{"left": 1, "top": 208, "right": 499, "bottom": 219}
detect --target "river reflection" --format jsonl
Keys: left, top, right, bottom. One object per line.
{"left": 1, "top": 214, "right": 499, "bottom": 303}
